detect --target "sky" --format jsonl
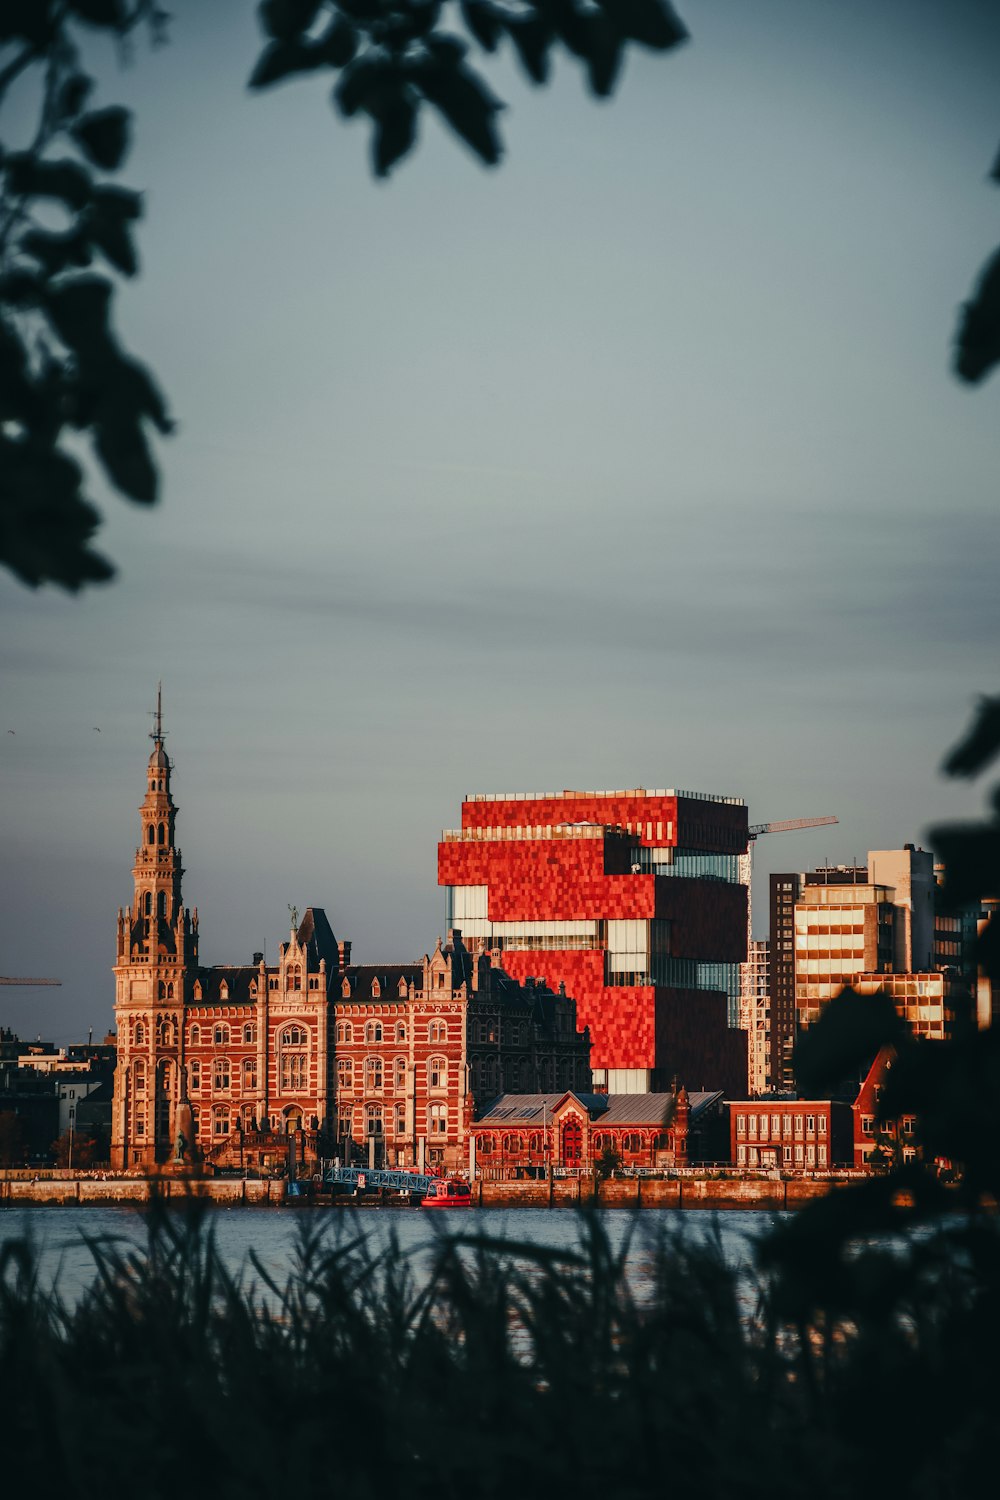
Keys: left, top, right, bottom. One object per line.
{"left": 2, "top": 0, "right": 1000, "bottom": 1043}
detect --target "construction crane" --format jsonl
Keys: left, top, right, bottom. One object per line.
{"left": 748, "top": 816, "right": 839, "bottom": 842}
{"left": 0, "top": 977, "right": 62, "bottom": 986}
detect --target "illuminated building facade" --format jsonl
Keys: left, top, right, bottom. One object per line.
{"left": 438, "top": 788, "right": 749, "bottom": 1095}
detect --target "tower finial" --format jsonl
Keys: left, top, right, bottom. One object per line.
{"left": 150, "top": 682, "right": 166, "bottom": 744}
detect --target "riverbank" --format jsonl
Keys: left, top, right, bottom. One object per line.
{"left": 0, "top": 1171, "right": 853, "bottom": 1209}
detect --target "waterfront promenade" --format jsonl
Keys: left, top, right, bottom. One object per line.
{"left": 0, "top": 1169, "right": 853, "bottom": 1211}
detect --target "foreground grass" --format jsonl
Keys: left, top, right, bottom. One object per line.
{"left": 0, "top": 1201, "right": 994, "bottom": 1499}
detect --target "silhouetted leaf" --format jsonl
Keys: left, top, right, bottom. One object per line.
{"left": 0, "top": 436, "right": 114, "bottom": 591}
{"left": 45, "top": 275, "right": 113, "bottom": 355}
{"left": 954, "top": 244, "right": 1000, "bottom": 384}
{"left": 4, "top": 154, "right": 92, "bottom": 209}
{"left": 249, "top": 37, "right": 323, "bottom": 89}
{"left": 71, "top": 106, "right": 131, "bottom": 170}
{"left": 94, "top": 412, "right": 157, "bottom": 502}
{"left": 595, "top": 0, "right": 687, "bottom": 50}
{"left": 333, "top": 55, "right": 397, "bottom": 118}
{"left": 259, "top": 0, "right": 322, "bottom": 41}
{"left": 582, "top": 11, "right": 622, "bottom": 96}
{"left": 68, "top": 0, "right": 127, "bottom": 24}
{"left": 927, "top": 824, "right": 1000, "bottom": 908}
{"left": 504, "top": 12, "right": 553, "bottom": 83}
{"left": 990, "top": 141, "right": 1000, "bottom": 184}
{"left": 0, "top": 1, "right": 58, "bottom": 47}
{"left": 942, "top": 694, "right": 1000, "bottom": 778}
{"left": 374, "top": 93, "right": 418, "bottom": 177}
{"left": 21, "top": 226, "right": 90, "bottom": 277}
{"left": 460, "top": 0, "right": 501, "bottom": 52}
{"left": 87, "top": 209, "right": 138, "bottom": 275}
{"left": 410, "top": 56, "right": 503, "bottom": 165}
{"left": 426, "top": 33, "right": 469, "bottom": 64}
{"left": 57, "top": 73, "right": 94, "bottom": 120}
{"left": 794, "top": 986, "right": 907, "bottom": 1098}
{"left": 91, "top": 183, "right": 142, "bottom": 221}
{"left": 318, "top": 14, "right": 358, "bottom": 67}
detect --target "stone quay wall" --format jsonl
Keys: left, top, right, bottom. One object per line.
{"left": 0, "top": 1172, "right": 845, "bottom": 1210}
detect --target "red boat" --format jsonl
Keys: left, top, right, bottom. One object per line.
{"left": 420, "top": 1178, "right": 474, "bottom": 1209}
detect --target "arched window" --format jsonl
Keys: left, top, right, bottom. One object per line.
{"left": 144, "top": 892, "right": 152, "bottom": 916}
{"left": 213, "top": 1024, "right": 229, "bottom": 1046}
{"left": 366, "top": 1104, "right": 383, "bottom": 1137}
{"left": 622, "top": 1132, "right": 642, "bottom": 1154}
{"left": 189, "top": 1022, "right": 200, "bottom": 1044}
{"left": 336, "top": 1021, "right": 352, "bottom": 1044}
{"left": 134, "top": 1021, "right": 146, "bottom": 1046}
{"left": 213, "top": 1058, "right": 231, "bottom": 1091}
{"left": 561, "top": 1118, "right": 583, "bottom": 1164}
{"left": 279, "top": 1027, "right": 308, "bottom": 1092}
{"left": 428, "top": 1019, "right": 447, "bottom": 1044}
{"left": 397, "top": 978, "right": 407, "bottom": 999}
{"left": 157, "top": 823, "right": 165, "bottom": 845}
{"left": 166, "top": 982, "right": 174, "bottom": 1000}
{"left": 147, "top": 826, "right": 155, "bottom": 845}
{"left": 394, "top": 1056, "right": 407, "bottom": 1090}
{"left": 218, "top": 982, "right": 228, "bottom": 1001}
{"left": 157, "top": 891, "right": 166, "bottom": 919}
{"left": 192, "top": 984, "right": 202, "bottom": 1003}
{"left": 158, "top": 981, "right": 166, "bottom": 999}
{"left": 478, "top": 1136, "right": 493, "bottom": 1155}
{"left": 337, "top": 1058, "right": 353, "bottom": 1089}
{"left": 394, "top": 1103, "right": 406, "bottom": 1135}
{"left": 212, "top": 1106, "right": 230, "bottom": 1139}
{"left": 243, "top": 1057, "right": 257, "bottom": 1091}
{"left": 243, "top": 1022, "right": 257, "bottom": 1045}
{"left": 133, "top": 1059, "right": 146, "bottom": 1093}
{"left": 188, "top": 1059, "right": 200, "bottom": 1091}
{"left": 428, "top": 1056, "right": 447, "bottom": 1090}
{"left": 370, "top": 979, "right": 381, "bottom": 999}
{"left": 364, "top": 1021, "right": 382, "bottom": 1044}
{"left": 365, "top": 1056, "right": 383, "bottom": 1091}
{"left": 428, "top": 1103, "right": 447, "bottom": 1136}
{"left": 396, "top": 1021, "right": 406, "bottom": 1042}
{"left": 289, "top": 965, "right": 302, "bottom": 992}
{"left": 157, "top": 1017, "right": 175, "bottom": 1047}
{"left": 502, "top": 1133, "right": 523, "bottom": 1155}
{"left": 529, "top": 1132, "right": 543, "bottom": 1154}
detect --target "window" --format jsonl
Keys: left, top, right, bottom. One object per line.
{"left": 189, "top": 1023, "right": 200, "bottom": 1044}
{"left": 817, "top": 1145, "right": 827, "bottom": 1166}
{"left": 622, "top": 1132, "right": 641, "bottom": 1153}
{"left": 783, "top": 1145, "right": 792, "bottom": 1164}
{"left": 365, "top": 1021, "right": 383, "bottom": 1044}
{"left": 396, "top": 1022, "right": 406, "bottom": 1042}
{"left": 861, "top": 1115, "right": 874, "bottom": 1137}
{"left": 478, "top": 1136, "right": 493, "bottom": 1155}
{"left": 795, "top": 1116, "right": 804, "bottom": 1136}
{"left": 748, "top": 1116, "right": 757, "bottom": 1138}
{"left": 366, "top": 1056, "right": 383, "bottom": 1091}
{"left": 337, "top": 1058, "right": 353, "bottom": 1089}
{"left": 339, "top": 1107, "right": 354, "bottom": 1138}
{"left": 213, "top": 1058, "right": 230, "bottom": 1091}
{"left": 243, "top": 1057, "right": 257, "bottom": 1091}
{"left": 336, "top": 1021, "right": 352, "bottom": 1044}
{"left": 428, "top": 1056, "right": 447, "bottom": 1090}
{"left": 212, "top": 1107, "right": 229, "bottom": 1138}
{"left": 189, "top": 1059, "right": 200, "bottom": 1091}
{"left": 244, "top": 1023, "right": 257, "bottom": 1045}
{"left": 134, "top": 1021, "right": 145, "bottom": 1046}
{"left": 806, "top": 1115, "right": 816, "bottom": 1134}
{"left": 289, "top": 965, "right": 302, "bottom": 992}
{"left": 759, "top": 1115, "right": 769, "bottom": 1141}
{"left": 783, "top": 1114, "right": 792, "bottom": 1135}
{"left": 794, "top": 1144, "right": 803, "bottom": 1164}
{"left": 737, "top": 1145, "right": 746, "bottom": 1165}
{"left": 281, "top": 1054, "right": 306, "bottom": 1091}
{"left": 428, "top": 1020, "right": 447, "bottom": 1044}
{"left": 428, "top": 1103, "right": 447, "bottom": 1136}
{"left": 394, "top": 1056, "right": 407, "bottom": 1090}
{"left": 806, "top": 1145, "right": 815, "bottom": 1166}
{"left": 282, "top": 1025, "right": 307, "bottom": 1047}
{"left": 133, "top": 1059, "right": 146, "bottom": 1093}
{"left": 214, "top": 1024, "right": 229, "bottom": 1046}
{"left": 394, "top": 1104, "right": 406, "bottom": 1134}
{"left": 818, "top": 1116, "right": 827, "bottom": 1135}
{"left": 736, "top": 1114, "right": 746, "bottom": 1136}
{"left": 366, "top": 1104, "right": 383, "bottom": 1137}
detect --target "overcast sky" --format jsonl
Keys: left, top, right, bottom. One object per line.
{"left": 2, "top": 0, "right": 999, "bottom": 1043}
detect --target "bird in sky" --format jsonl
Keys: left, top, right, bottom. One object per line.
{"left": 93, "top": 727, "right": 101, "bottom": 732}
{"left": 6, "top": 730, "right": 13, "bottom": 735}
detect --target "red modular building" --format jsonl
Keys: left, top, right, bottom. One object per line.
{"left": 438, "top": 788, "right": 749, "bottom": 1096}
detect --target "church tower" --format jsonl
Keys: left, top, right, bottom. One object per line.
{"left": 111, "top": 688, "right": 198, "bottom": 1168}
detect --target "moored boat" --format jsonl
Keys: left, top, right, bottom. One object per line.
{"left": 420, "top": 1178, "right": 474, "bottom": 1209}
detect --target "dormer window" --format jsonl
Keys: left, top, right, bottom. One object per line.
{"left": 371, "top": 979, "right": 381, "bottom": 999}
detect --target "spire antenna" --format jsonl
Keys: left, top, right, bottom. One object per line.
{"left": 149, "top": 681, "right": 166, "bottom": 743}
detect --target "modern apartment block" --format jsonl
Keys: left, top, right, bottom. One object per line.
{"left": 740, "top": 939, "right": 770, "bottom": 1096}
{"left": 438, "top": 787, "right": 750, "bottom": 1095}
{"left": 793, "top": 846, "right": 938, "bottom": 1031}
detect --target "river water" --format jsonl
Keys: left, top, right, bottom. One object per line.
{"left": 0, "top": 1204, "right": 780, "bottom": 1304}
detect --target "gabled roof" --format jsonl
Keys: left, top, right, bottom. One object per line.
{"left": 474, "top": 1091, "right": 723, "bottom": 1126}
{"left": 194, "top": 968, "right": 258, "bottom": 1005}
{"left": 340, "top": 964, "right": 422, "bottom": 1003}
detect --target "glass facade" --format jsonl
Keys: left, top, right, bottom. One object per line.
{"left": 629, "top": 847, "right": 741, "bottom": 883}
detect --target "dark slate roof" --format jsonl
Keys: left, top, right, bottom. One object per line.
{"left": 340, "top": 964, "right": 422, "bottom": 1003}
{"left": 475, "top": 1092, "right": 724, "bottom": 1126}
{"left": 296, "top": 907, "right": 340, "bottom": 970}
{"left": 195, "top": 967, "right": 258, "bottom": 1004}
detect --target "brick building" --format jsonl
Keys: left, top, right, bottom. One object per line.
{"left": 728, "top": 1097, "right": 854, "bottom": 1171}
{"left": 471, "top": 1085, "right": 727, "bottom": 1177}
{"left": 111, "top": 705, "right": 589, "bottom": 1171}
{"left": 438, "top": 788, "right": 749, "bottom": 1095}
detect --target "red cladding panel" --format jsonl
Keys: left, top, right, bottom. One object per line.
{"left": 498, "top": 949, "right": 656, "bottom": 1070}
{"left": 438, "top": 837, "right": 657, "bottom": 922}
